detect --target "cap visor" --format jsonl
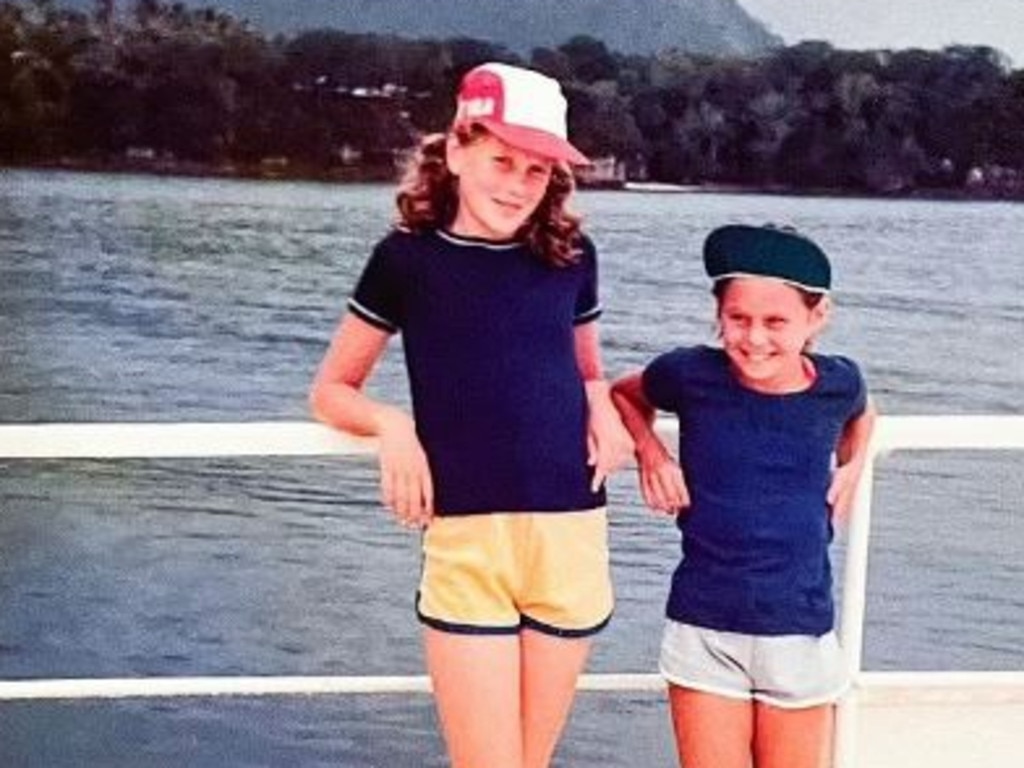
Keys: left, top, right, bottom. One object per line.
{"left": 710, "top": 271, "right": 830, "bottom": 294}
{"left": 472, "top": 119, "right": 590, "bottom": 166}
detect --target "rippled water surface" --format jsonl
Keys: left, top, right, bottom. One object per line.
{"left": 1, "top": 171, "right": 1021, "bottom": 766}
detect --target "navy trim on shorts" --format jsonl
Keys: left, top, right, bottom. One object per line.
{"left": 416, "top": 609, "right": 521, "bottom": 636}
{"left": 521, "top": 612, "right": 612, "bottom": 639}
{"left": 416, "top": 604, "right": 613, "bottom": 638}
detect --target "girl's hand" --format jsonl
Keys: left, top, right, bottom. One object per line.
{"left": 827, "top": 461, "right": 864, "bottom": 524}
{"left": 377, "top": 409, "right": 434, "bottom": 529}
{"left": 830, "top": 401, "right": 876, "bottom": 523}
{"left": 585, "top": 381, "right": 636, "bottom": 492}
{"left": 636, "top": 436, "right": 690, "bottom": 515}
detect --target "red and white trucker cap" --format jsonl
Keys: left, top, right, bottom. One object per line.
{"left": 454, "top": 62, "right": 590, "bottom": 166}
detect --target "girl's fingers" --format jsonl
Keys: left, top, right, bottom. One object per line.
{"left": 393, "top": 468, "right": 412, "bottom": 523}
{"left": 643, "top": 470, "right": 673, "bottom": 514}
{"left": 378, "top": 440, "right": 436, "bottom": 528}
{"left": 402, "top": 471, "right": 426, "bottom": 527}
{"left": 380, "top": 458, "right": 395, "bottom": 511}
{"left": 640, "top": 467, "right": 659, "bottom": 508}
{"left": 395, "top": 459, "right": 434, "bottom": 529}
{"left": 421, "top": 465, "right": 435, "bottom": 520}
{"left": 667, "top": 467, "right": 689, "bottom": 509}
{"left": 587, "top": 433, "right": 599, "bottom": 467}
{"left": 655, "top": 473, "right": 681, "bottom": 514}
{"left": 591, "top": 463, "right": 608, "bottom": 493}
{"left": 655, "top": 467, "right": 689, "bottom": 514}
{"left": 640, "top": 470, "right": 656, "bottom": 504}
{"left": 409, "top": 465, "right": 433, "bottom": 528}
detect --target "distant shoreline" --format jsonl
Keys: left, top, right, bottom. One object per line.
{"left": 3, "top": 157, "right": 402, "bottom": 185}
{"left": 5, "top": 160, "right": 1022, "bottom": 203}
{"left": 619, "top": 180, "right": 1024, "bottom": 203}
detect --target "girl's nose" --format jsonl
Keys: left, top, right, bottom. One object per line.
{"left": 747, "top": 323, "right": 767, "bottom": 345}
{"left": 507, "top": 173, "right": 531, "bottom": 200}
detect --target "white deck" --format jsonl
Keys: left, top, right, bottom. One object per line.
{"left": 854, "top": 673, "right": 1024, "bottom": 767}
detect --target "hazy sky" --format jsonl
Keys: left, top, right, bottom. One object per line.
{"left": 741, "top": 0, "right": 1024, "bottom": 66}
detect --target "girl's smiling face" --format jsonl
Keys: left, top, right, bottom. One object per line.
{"left": 446, "top": 130, "right": 554, "bottom": 240}
{"left": 717, "top": 277, "right": 830, "bottom": 393}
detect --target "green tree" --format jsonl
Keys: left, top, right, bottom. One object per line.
{"left": 558, "top": 35, "right": 618, "bottom": 84}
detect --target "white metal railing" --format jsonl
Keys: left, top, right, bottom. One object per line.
{"left": 1, "top": 415, "right": 1023, "bottom": 766}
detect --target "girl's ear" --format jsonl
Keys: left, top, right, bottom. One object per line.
{"left": 445, "top": 132, "right": 463, "bottom": 177}
{"left": 810, "top": 295, "right": 832, "bottom": 333}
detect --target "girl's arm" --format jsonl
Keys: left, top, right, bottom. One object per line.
{"left": 310, "top": 313, "right": 434, "bottom": 528}
{"left": 827, "top": 397, "right": 878, "bottom": 522}
{"left": 573, "top": 322, "right": 634, "bottom": 492}
{"left": 610, "top": 373, "right": 689, "bottom": 514}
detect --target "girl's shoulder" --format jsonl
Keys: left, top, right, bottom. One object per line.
{"left": 367, "top": 227, "right": 447, "bottom": 268}
{"left": 375, "top": 225, "right": 431, "bottom": 250}
{"left": 565, "top": 231, "right": 597, "bottom": 269}
{"left": 645, "top": 345, "right": 727, "bottom": 386}
{"left": 810, "top": 353, "right": 864, "bottom": 383}
{"left": 642, "top": 345, "right": 726, "bottom": 412}
{"left": 575, "top": 231, "right": 596, "bottom": 254}
{"left": 651, "top": 344, "right": 725, "bottom": 369}
{"left": 808, "top": 353, "right": 867, "bottom": 401}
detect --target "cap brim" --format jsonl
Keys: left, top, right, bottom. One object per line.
{"left": 710, "top": 271, "right": 830, "bottom": 294}
{"left": 469, "top": 119, "right": 590, "bottom": 166}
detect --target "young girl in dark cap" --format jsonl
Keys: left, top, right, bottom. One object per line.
{"left": 310, "top": 62, "right": 633, "bottom": 768}
{"left": 612, "top": 224, "right": 876, "bottom": 768}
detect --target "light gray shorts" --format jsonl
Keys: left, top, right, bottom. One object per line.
{"left": 659, "top": 620, "right": 850, "bottom": 709}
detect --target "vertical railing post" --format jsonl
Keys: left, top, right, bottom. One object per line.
{"left": 833, "top": 451, "right": 878, "bottom": 768}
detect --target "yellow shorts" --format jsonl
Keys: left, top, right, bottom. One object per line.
{"left": 417, "top": 508, "right": 613, "bottom": 637}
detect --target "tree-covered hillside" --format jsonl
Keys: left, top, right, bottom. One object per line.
{"left": 3, "top": 1, "right": 1023, "bottom": 197}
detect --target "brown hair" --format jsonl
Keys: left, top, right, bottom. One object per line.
{"left": 394, "top": 124, "right": 583, "bottom": 267}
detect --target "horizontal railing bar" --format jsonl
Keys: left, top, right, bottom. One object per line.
{"left": 0, "top": 673, "right": 665, "bottom": 701}
{"left": 1, "top": 416, "right": 1022, "bottom": 459}
{"left": 0, "top": 422, "right": 376, "bottom": 459}
{"left": 871, "top": 415, "right": 1024, "bottom": 453}
{"left": 2, "top": 671, "right": 1021, "bottom": 703}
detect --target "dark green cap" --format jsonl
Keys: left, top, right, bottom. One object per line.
{"left": 703, "top": 224, "right": 831, "bottom": 293}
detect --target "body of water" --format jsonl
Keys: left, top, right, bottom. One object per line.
{"left": 0, "top": 170, "right": 1021, "bottom": 766}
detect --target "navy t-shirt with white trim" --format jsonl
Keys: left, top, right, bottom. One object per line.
{"left": 643, "top": 345, "right": 867, "bottom": 636}
{"left": 350, "top": 228, "right": 605, "bottom": 516}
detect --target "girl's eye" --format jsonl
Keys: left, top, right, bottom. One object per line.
{"left": 527, "top": 164, "right": 551, "bottom": 179}
{"left": 766, "top": 317, "right": 788, "bottom": 328}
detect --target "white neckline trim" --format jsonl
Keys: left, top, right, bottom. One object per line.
{"left": 437, "top": 229, "right": 523, "bottom": 251}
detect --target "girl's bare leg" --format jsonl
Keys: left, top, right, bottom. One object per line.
{"left": 424, "top": 628, "right": 523, "bottom": 768}
{"left": 520, "top": 629, "right": 592, "bottom": 768}
{"left": 669, "top": 685, "right": 754, "bottom": 768}
{"left": 753, "top": 702, "right": 834, "bottom": 768}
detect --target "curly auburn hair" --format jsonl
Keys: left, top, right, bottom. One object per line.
{"left": 395, "top": 124, "right": 584, "bottom": 267}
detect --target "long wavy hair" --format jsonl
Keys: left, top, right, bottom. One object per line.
{"left": 395, "top": 124, "right": 583, "bottom": 267}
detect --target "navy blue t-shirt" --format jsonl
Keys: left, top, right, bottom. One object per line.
{"left": 349, "top": 228, "right": 605, "bottom": 516}
{"left": 643, "top": 346, "right": 867, "bottom": 636}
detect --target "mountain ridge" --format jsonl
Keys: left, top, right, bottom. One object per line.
{"left": 56, "top": 0, "right": 782, "bottom": 56}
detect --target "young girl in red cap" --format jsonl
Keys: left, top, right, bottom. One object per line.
{"left": 612, "top": 224, "right": 876, "bottom": 768}
{"left": 310, "top": 62, "right": 633, "bottom": 768}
